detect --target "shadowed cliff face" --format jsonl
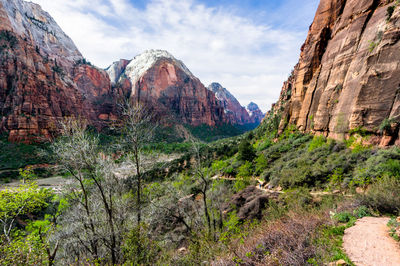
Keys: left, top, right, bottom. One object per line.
{"left": 274, "top": 0, "right": 400, "bottom": 146}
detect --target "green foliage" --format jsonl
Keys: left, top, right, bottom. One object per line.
{"left": 0, "top": 182, "right": 53, "bottom": 241}
{"left": 387, "top": 5, "right": 396, "bottom": 21}
{"left": 353, "top": 148, "right": 400, "bottom": 182}
{"left": 237, "top": 161, "right": 253, "bottom": 179}
{"left": 19, "top": 166, "right": 38, "bottom": 183}
{"left": 379, "top": 118, "right": 396, "bottom": 133}
{"left": 234, "top": 162, "right": 253, "bottom": 192}
{"left": 352, "top": 206, "right": 371, "bottom": 218}
{"left": 0, "top": 134, "right": 50, "bottom": 181}
{"left": 122, "top": 224, "right": 161, "bottom": 265}
{"left": 279, "top": 187, "right": 313, "bottom": 210}
{"left": 328, "top": 168, "right": 344, "bottom": 188}
{"left": 185, "top": 123, "right": 253, "bottom": 142}
{"left": 368, "top": 40, "right": 378, "bottom": 52}
{"left": 315, "top": 225, "right": 355, "bottom": 265}
{"left": 349, "top": 126, "right": 370, "bottom": 137}
{"left": 0, "top": 233, "right": 47, "bottom": 265}
{"left": 387, "top": 217, "right": 400, "bottom": 242}
{"left": 212, "top": 159, "right": 230, "bottom": 173}
{"left": 220, "top": 212, "right": 242, "bottom": 245}
{"left": 308, "top": 135, "right": 326, "bottom": 152}
{"left": 143, "top": 141, "right": 193, "bottom": 154}
{"left": 361, "top": 176, "right": 400, "bottom": 215}
{"left": 333, "top": 212, "right": 353, "bottom": 223}
{"left": 238, "top": 139, "right": 256, "bottom": 162}
{"left": 255, "top": 154, "right": 268, "bottom": 175}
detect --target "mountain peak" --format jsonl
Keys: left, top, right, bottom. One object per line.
{"left": 109, "top": 49, "right": 194, "bottom": 86}
{"left": 247, "top": 102, "right": 260, "bottom": 112}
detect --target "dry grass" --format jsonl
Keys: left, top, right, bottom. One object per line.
{"left": 212, "top": 211, "right": 328, "bottom": 266}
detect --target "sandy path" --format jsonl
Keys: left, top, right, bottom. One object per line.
{"left": 343, "top": 217, "right": 400, "bottom": 266}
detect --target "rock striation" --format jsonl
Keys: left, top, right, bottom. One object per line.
{"left": 273, "top": 0, "right": 400, "bottom": 146}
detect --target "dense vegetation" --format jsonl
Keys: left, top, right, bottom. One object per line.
{"left": 0, "top": 108, "right": 400, "bottom": 265}
{"left": 0, "top": 134, "right": 51, "bottom": 182}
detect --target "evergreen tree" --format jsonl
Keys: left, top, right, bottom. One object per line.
{"left": 238, "top": 139, "right": 256, "bottom": 162}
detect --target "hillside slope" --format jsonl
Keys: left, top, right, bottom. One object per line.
{"left": 274, "top": 0, "right": 400, "bottom": 146}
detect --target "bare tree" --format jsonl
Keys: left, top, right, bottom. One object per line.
{"left": 51, "top": 118, "right": 133, "bottom": 264}
{"left": 119, "top": 101, "right": 156, "bottom": 226}
{"left": 191, "top": 140, "right": 213, "bottom": 237}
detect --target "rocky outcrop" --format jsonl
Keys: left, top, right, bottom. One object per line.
{"left": 274, "top": 0, "right": 400, "bottom": 146}
{"left": 223, "top": 186, "right": 277, "bottom": 221}
{"left": 247, "top": 102, "right": 264, "bottom": 125}
{"left": 207, "top": 82, "right": 252, "bottom": 125}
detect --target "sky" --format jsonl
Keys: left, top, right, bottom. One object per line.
{"left": 30, "top": 0, "right": 320, "bottom": 112}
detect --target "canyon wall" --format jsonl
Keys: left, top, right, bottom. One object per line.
{"left": 274, "top": 0, "right": 400, "bottom": 145}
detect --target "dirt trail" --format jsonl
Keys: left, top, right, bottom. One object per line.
{"left": 343, "top": 217, "right": 400, "bottom": 266}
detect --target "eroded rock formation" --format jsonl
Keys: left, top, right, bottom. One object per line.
{"left": 0, "top": 0, "right": 116, "bottom": 142}
{"left": 274, "top": 0, "right": 400, "bottom": 146}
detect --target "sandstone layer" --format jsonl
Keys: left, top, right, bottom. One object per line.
{"left": 274, "top": 0, "right": 400, "bottom": 145}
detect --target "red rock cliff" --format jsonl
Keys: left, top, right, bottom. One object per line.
{"left": 0, "top": 0, "right": 118, "bottom": 142}
{"left": 275, "top": 0, "right": 400, "bottom": 146}
{"left": 107, "top": 50, "right": 227, "bottom": 126}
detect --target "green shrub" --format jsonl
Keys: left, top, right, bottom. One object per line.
{"left": 361, "top": 176, "right": 400, "bottom": 215}
{"left": 238, "top": 139, "right": 256, "bottom": 162}
{"left": 379, "top": 118, "right": 395, "bottom": 133}
{"left": 255, "top": 154, "right": 268, "bottom": 175}
{"left": 308, "top": 136, "right": 326, "bottom": 152}
{"left": 280, "top": 187, "right": 313, "bottom": 209}
{"left": 387, "top": 5, "right": 396, "bottom": 21}
{"left": 353, "top": 206, "right": 371, "bottom": 218}
{"left": 122, "top": 224, "right": 161, "bottom": 265}
{"left": 328, "top": 168, "right": 344, "bottom": 188}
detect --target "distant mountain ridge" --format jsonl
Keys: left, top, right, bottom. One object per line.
{"left": 207, "top": 82, "right": 264, "bottom": 126}
{"left": 0, "top": 0, "right": 263, "bottom": 142}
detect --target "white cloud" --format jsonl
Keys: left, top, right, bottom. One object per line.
{"left": 30, "top": 0, "right": 316, "bottom": 112}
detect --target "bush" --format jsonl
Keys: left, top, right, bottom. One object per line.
{"left": 238, "top": 139, "right": 256, "bottom": 162}
{"left": 280, "top": 187, "right": 313, "bottom": 209}
{"left": 387, "top": 5, "right": 396, "bottom": 21}
{"left": 308, "top": 136, "right": 326, "bottom": 152}
{"left": 361, "top": 176, "right": 400, "bottom": 215}
{"left": 254, "top": 154, "right": 268, "bottom": 175}
{"left": 122, "top": 224, "right": 161, "bottom": 265}
{"left": 353, "top": 206, "right": 371, "bottom": 218}
{"left": 333, "top": 212, "right": 353, "bottom": 223}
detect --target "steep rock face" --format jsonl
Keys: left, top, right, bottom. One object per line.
{"left": 207, "top": 82, "right": 252, "bottom": 125}
{"left": 110, "top": 50, "right": 226, "bottom": 126}
{"left": 275, "top": 0, "right": 400, "bottom": 145}
{"left": 0, "top": 0, "right": 114, "bottom": 142}
{"left": 106, "top": 59, "right": 131, "bottom": 85}
{"left": 247, "top": 102, "right": 264, "bottom": 125}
